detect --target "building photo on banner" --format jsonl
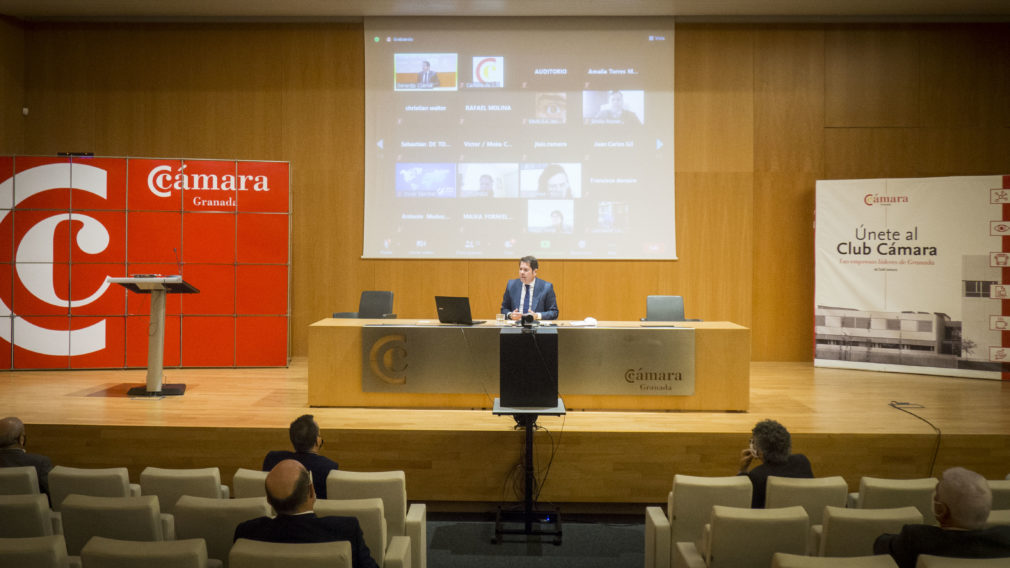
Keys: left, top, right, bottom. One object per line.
{"left": 815, "top": 174, "right": 1010, "bottom": 380}
{"left": 0, "top": 155, "right": 291, "bottom": 370}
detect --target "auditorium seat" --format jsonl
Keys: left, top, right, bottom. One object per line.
{"left": 60, "top": 494, "right": 174, "bottom": 556}
{"left": 230, "top": 469, "right": 267, "bottom": 499}
{"left": 772, "top": 552, "right": 898, "bottom": 567}
{"left": 0, "top": 534, "right": 78, "bottom": 568}
{"left": 315, "top": 497, "right": 410, "bottom": 568}
{"left": 139, "top": 467, "right": 230, "bottom": 514}
{"left": 640, "top": 295, "right": 700, "bottom": 322}
{"left": 48, "top": 466, "right": 141, "bottom": 511}
{"left": 986, "top": 509, "right": 1010, "bottom": 528}
{"left": 988, "top": 478, "right": 1010, "bottom": 510}
{"left": 0, "top": 465, "right": 41, "bottom": 495}
{"left": 333, "top": 290, "right": 396, "bottom": 319}
{"left": 848, "top": 476, "right": 938, "bottom": 523}
{"left": 810, "top": 505, "right": 922, "bottom": 557}
{"left": 645, "top": 474, "right": 752, "bottom": 568}
{"left": 326, "top": 469, "right": 425, "bottom": 568}
{"left": 173, "top": 495, "right": 270, "bottom": 567}
{"left": 229, "top": 538, "right": 352, "bottom": 568}
{"left": 915, "top": 555, "right": 1010, "bottom": 567}
{"left": 80, "top": 536, "right": 218, "bottom": 568}
{"left": 674, "top": 504, "right": 809, "bottom": 568}
{"left": 0, "top": 493, "right": 61, "bottom": 537}
{"left": 765, "top": 476, "right": 849, "bottom": 526}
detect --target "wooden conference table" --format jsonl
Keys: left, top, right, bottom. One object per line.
{"left": 308, "top": 318, "right": 750, "bottom": 411}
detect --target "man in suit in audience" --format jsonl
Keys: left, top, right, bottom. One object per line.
{"left": 235, "top": 459, "right": 378, "bottom": 568}
{"left": 0, "top": 416, "right": 53, "bottom": 500}
{"left": 263, "top": 414, "right": 339, "bottom": 499}
{"left": 501, "top": 255, "right": 559, "bottom": 321}
{"left": 874, "top": 466, "right": 1010, "bottom": 567}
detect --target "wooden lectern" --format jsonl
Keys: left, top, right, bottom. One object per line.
{"left": 108, "top": 276, "right": 199, "bottom": 396}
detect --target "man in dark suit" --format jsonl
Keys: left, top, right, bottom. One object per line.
{"left": 417, "top": 60, "right": 439, "bottom": 88}
{"left": 0, "top": 416, "right": 53, "bottom": 499}
{"left": 235, "top": 459, "right": 378, "bottom": 568}
{"left": 874, "top": 467, "right": 1010, "bottom": 567}
{"left": 263, "top": 414, "right": 339, "bottom": 499}
{"left": 501, "top": 255, "right": 559, "bottom": 321}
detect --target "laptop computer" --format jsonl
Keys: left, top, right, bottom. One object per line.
{"left": 434, "top": 296, "right": 485, "bottom": 325}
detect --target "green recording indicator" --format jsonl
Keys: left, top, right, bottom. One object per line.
{"left": 373, "top": 36, "right": 380, "bottom": 42}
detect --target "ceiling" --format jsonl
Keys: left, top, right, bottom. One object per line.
{"left": 1, "top": 0, "right": 1009, "bottom": 22}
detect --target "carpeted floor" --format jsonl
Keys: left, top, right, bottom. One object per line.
{"left": 426, "top": 513, "right": 645, "bottom": 568}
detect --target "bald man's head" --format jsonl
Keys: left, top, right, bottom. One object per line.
{"left": 265, "top": 459, "right": 314, "bottom": 515}
{"left": 0, "top": 416, "right": 25, "bottom": 448}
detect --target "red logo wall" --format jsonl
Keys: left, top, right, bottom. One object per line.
{"left": 0, "top": 156, "right": 290, "bottom": 369}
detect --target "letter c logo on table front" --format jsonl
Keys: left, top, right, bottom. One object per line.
{"left": 368, "top": 334, "right": 407, "bottom": 385}
{"left": 0, "top": 163, "right": 110, "bottom": 356}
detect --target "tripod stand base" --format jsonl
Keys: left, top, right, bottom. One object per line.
{"left": 493, "top": 505, "right": 562, "bottom": 544}
{"left": 127, "top": 384, "right": 187, "bottom": 397}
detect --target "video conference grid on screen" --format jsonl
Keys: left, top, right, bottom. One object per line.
{"left": 363, "top": 18, "right": 676, "bottom": 259}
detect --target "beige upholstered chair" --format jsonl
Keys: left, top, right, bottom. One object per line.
{"left": 985, "top": 509, "right": 1010, "bottom": 528}
{"left": 848, "top": 477, "right": 938, "bottom": 523}
{"left": 326, "top": 470, "right": 425, "bottom": 568}
{"left": 315, "top": 497, "right": 410, "bottom": 568}
{"left": 766, "top": 476, "right": 849, "bottom": 526}
{"left": 60, "top": 494, "right": 174, "bottom": 556}
{"left": 810, "top": 505, "right": 922, "bottom": 557}
{"left": 645, "top": 474, "right": 752, "bottom": 568}
{"left": 140, "top": 467, "right": 230, "bottom": 514}
{"left": 0, "top": 534, "right": 78, "bottom": 568}
{"left": 988, "top": 478, "right": 1010, "bottom": 510}
{"left": 231, "top": 469, "right": 267, "bottom": 499}
{"left": 80, "top": 536, "right": 217, "bottom": 568}
{"left": 229, "top": 538, "right": 352, "bottom": 568}
{"left": 674, "top": 505, "right": 809, "bottom": 568}
{"left": 48, "top": 466, "right": 140, "bottom": 511}
{"left": 0, "top": 493, "right": 61, "bottom": 537}
{"left": 174, "top": 495, "right": 271, "bottom": 567}
{"left": 0, "top": 465, "right": 41, "bottom": 495}
{"left": 772, "top": 552, "right": 898, "bottom": 567}
{"left": 915, "top": 555, "right": 1010, "bottom": 567}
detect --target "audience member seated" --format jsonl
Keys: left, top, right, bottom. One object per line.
{"left": 874, "top": 467, "right": 1010, "bottom": 567}
{"left": 234, "top": 459, "right": 377, "bottom": 568}
{"left": 0, "top": 417, "right": 53, "bottom": 501}
{"left": 263, "top": 414, "right": 339, "bottom": 499}
{"left": 738, "top": 419, "right": 814, "bottom": 508}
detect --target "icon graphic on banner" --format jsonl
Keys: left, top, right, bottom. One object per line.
{"left": 992, "top": 252, "right": 1010, "bottom": 267}
{"left": 990, "top": 316, "right": 1010, "bottom": 330}
{"left": 991, "top": 189, "right": 1009, "bottom": 204}
{"left": 0, "top": 162, "right": 109, "bottom": 356}
{"left": 990, "top": 221, "right": 1010, "bottom": 235}
{"left": 989, "top": 347, "right": 1008, "bottom": 362}
{"left": 991, "top": 285, "right": 1009, "bottom": 299}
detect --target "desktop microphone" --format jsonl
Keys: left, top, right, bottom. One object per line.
{"left": 173, "top": 247, "right": 183, "bottom": 277}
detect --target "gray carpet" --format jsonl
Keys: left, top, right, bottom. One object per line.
{"left": 426, "top": 514, "right": 645, "bottom": 567}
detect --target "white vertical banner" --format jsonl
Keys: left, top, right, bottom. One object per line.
{"left": 814, "top": 175, "right": 1008, "bottom": 380}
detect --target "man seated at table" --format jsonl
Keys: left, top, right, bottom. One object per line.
{"left": 235, "top": 459, "right": 378, "bottom": 568}
{"left": 501, "top": 255, "right": 559, "bottom": 321}
{"left": 874, "top": 466, "right": 1010, "bottom": 567}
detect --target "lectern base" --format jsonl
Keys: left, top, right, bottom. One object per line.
{"left": 493, "top": 505, "right": 562, "bottom": 544}
{"left": 127, "top": 384, "right": 187, "bottom": 397}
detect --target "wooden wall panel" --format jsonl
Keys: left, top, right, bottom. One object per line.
{"left": 0, "top": 17, "right": 24, "bottom": 154}
{"left": 825, "top": 25, "right": 920, "bottom": 127}
{"left": 15, "top": 21, "right": 1010, "bottom": 363}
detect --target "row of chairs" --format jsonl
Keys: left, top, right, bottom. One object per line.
{"left": 1, "top": 533, "right": 361, "bottom": 568}
{"left": 1, "top": 465, "right": 424, "bottom": 568}
{"left": 645, "top": 474, "right": 1010, "bottom": 568}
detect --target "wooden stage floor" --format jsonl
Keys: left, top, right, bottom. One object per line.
{"left": 4, "top": 360, "right": 1009, "bottom": 511}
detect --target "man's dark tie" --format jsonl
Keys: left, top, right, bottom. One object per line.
{"left": 522, "top": 284, "right": 531, "bottom": 314}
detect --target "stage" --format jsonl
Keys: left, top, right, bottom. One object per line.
{"left": 3, "top": 360, "right": 1009, "bottom": 512}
